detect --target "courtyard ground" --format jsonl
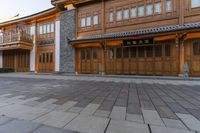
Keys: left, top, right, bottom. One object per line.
{"left": 0, "top": 73, "right": 199, "bottom": 133}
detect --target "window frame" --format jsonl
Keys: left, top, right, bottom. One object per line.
{"left": 86, "top": 16, "right": 91, "bottom": 26}
{"left": 123, "top": 8, "right": 129, "bottom": 20}
{"left": 116, "top": 9, "right": 123, "bottom": 21}
{"left": 154, "top": 2, "right": 162, "bottom": 14}
{"left": 146, "top": 4, "right": 153, "bottom": 16}
{"left": 130, "top": 7, "right": 137, "bottom": 18}
{"left": 166, "top": 0, "right": 172, "bottom": 12}
{"left": 81, "top": 18, "right": 86, "bottom": 27}
{"left": 93, "top": 15, "right": 99, "bottom": 25}
{"left": 191, "top": 0, "right": 200, "bottom": 8}
{"left": 138, "top": 6, "right": 145, "bottom": 17}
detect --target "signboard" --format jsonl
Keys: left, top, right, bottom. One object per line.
{"left": 123, "top": 38, "right": 154, "bottom": 46}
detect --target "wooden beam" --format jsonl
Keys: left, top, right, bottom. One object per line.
{"left": 154, "top": 35, "right": 176, "bottom": 41}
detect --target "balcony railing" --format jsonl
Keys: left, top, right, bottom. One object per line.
{"left": 0, "top": 31, "right": 33, "bottom": 44}
{"left": 0, "top": 31, "right": 33, "bottom": 50}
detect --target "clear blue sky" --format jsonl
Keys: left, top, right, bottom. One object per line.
{"left": 0, "top": 0, "right": 54, "bottom": 18}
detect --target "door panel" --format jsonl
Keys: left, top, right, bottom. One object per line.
{"left": 3, "top": 50, "right": 30, "bottom": 72}
{"left": 38, "top": 48, "right": 54, "bottom": 73}
{"left": 80, "top": 47, "right": 100, "bottom": 74}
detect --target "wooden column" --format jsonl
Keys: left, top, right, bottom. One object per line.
{"left": 101, "top": 41, "right": 106, "bottom": 75}
{"left": 179, "top": 41, "right": 184, "bottom": 76}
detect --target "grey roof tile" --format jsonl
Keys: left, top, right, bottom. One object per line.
{"left": 70, "top": 22, "right": 200, "bottom": 42}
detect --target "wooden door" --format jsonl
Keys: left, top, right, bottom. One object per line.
{"left": 123, "top": 47, "right": 130, "bottom": 74}
{"left": 38, "top": 51, "right": 54, "bottom": 73}
{"left": 85, "top": 48, "right": 91, "bottom": 73}
{"left": 146, "top": 46, "right": 154, "bottom": 75}
{"left": 154, "top": 45, "right": 163, "bottom": 75}
{"left": 130, "top": 47, "right": 137, "bottom": 75}
{"left": 3, "top": 50, "right": 30, "bottom": 72}
{"left": 80, "top": 47, "right": 99, "bottom": 74}
{"left": 187, "top": 40, "right": 200, "bottom": 76}
{"left": 163, "top": 44, "right": 178, "bottom": 75}
{"left": 17, "top": 50, "right": 30, "bottom": 72}
{"left": 116, "top": 47, "right": 122, "bottom": 74}
{"left": 3, "top": 51, "right": 14, "bottom": 69}
{"left": 91, "top": 48, "right": 99, "bottom": 74}
{"left": 137, "top": 46, "right": 146, "bottom": 75}
{"left": 81, "top": 49, "right": 87, "bottom": 73}
{"left": 106, "top": 47, "right": 115, "bottom": 74}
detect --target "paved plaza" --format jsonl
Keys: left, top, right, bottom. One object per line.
{"left": 0, "top": 73, "right": 199, "bottom": 133}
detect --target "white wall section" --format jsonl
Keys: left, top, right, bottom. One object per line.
{"left": 55, "top": 20, "right": 60, "bottom": 72}
{"left": 30, "top": 25, "right": 36, "bottom": 71}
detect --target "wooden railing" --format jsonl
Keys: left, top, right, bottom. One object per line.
{"left": 0, "top": 31, "right": 33, "bottom": 45}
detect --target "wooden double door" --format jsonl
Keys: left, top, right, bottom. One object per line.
{"left": 3, "top": 50, "right": 30, "bottom": 72}
{"left": 38, "top": 46, "right": 55, "bottom": 73}
{"left": 80, "top": 47, "right": 100, "bottom": 74}
{"left": 106, "top": 44, "right": 178, "bottom": 75}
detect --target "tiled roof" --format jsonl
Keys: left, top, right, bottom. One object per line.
{"left": 69, "top": 22, "right": 200, "bottom": 42}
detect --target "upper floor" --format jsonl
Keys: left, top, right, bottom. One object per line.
{"left": 0, "top": 8, "right": 60, "bottom": 50}
{"left": 52, "top": 0, "right": 200, "bottom": 38}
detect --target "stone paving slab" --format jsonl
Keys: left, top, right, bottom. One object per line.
{"left": 110, "top": 106, "right": 126, "bottom": 120}
{"left": 176, "top": 113, "right": 200, "bottom": 131}
{"left": 55, "top": 101, "right": 77, "bottom": 112}
{"left": 162, "top": 118, "right": 187, "bottom": 130}
{"left": 35, "top": 98, "right": 58, "bottom": 108}
{"left": 33, "top": 111, "right": 78, "bottom": 128}
{"left": 106, "top": 120, "right": 150, "bottom": 133}
{"left": 80, "top": 103, "right": 100, "bottom": 116}
{"left": 32, "top": 125, "right": 77, "bottom": 133}
{"left": 0, "top": 116, "right": 13, "bottom": 125}
{"left": 0, "top": 104, "right": 49, "bottom": 121}
{"left": 64, "top": 115, "right": 109, "bottom": 133}
{"left": 150, "top": 125, "right": 195, "bottom": 133}
{"left": 142, "top": 109, "right": 165, "bottom": 126}
{"left": 94, "top": 110, "right": 110, "bottom": 118}
{"left": 32, "top": 126, "right": 78, "bottom": 133}
{"left": 68, "top": 107, "right": 83, "bottom": 113}
{"left": 126, "top": 114, "right": 144, "bottom": 123}
{"left": 0, "top": 119, "right": 41, "bottom": 133}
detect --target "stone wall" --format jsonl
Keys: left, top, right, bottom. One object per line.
{"left": 59, "top": 9, "right": 76, "bottom": 73}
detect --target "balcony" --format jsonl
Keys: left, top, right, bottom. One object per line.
{"left": 51, "top": 0, "right": 93, "bottom": 5}
{"left": 0, "top": 31, "right": 33, "bottom": 51}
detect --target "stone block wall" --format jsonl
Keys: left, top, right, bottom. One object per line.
{"left": 59, "top": 9, "right": 76, "bottom": 73}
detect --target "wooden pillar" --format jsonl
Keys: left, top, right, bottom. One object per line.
{"left": 100, "top": 41, "right": 106, "bottom": 75}
{"left": 179, "top": 41, "right": 185, "bottom": 76}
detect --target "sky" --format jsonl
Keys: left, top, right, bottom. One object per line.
{"left": 0, "top": 0, "right": 54, "bottom": 19}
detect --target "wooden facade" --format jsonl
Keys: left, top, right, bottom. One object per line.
{"left": 52, "top": 0, "right": 200, "bottom": 76}
{"left": 0, "top": 8, "right": 60, "bottom": 73}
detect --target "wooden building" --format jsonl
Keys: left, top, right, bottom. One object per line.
{"left": 52, "top": 0, "right": 200, "bottom": 76}
{"left": 0, "top": 8, "right": 60, "bottom": 73}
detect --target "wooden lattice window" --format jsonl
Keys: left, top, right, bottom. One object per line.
{"left": 138, "top": 46, "right": 145, "bottom": 57}
{"left": 146, "top": 46, "right": 153, "bottom": 57}
{"left": 116, "top": 48, "right": 122, "bottom": 58}
{"left": 155, "top": 45, "right": 162, "bottom": 57}
{"left": 165, "top": 45, "right": 171, "bottom": 57}
{"left": 193, "top": 42, "right": 200, "bottom": 55}
{"left": 130, "top": 47, "right": 137, "bottom": 58}
{"left": 81, "top": 50, "right": 85, "bottom": 60}
{"left": 123, "top": 47, "right": 129, "bottom": 58}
